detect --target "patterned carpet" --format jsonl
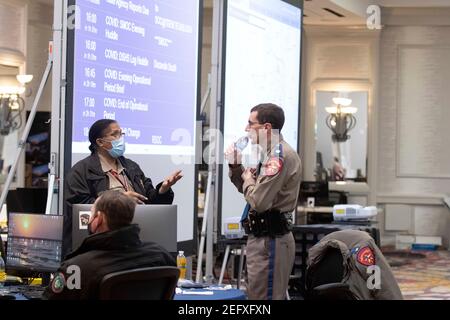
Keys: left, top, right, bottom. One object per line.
{"left": 384, "top": 249, "right": 450, "bottom": 300}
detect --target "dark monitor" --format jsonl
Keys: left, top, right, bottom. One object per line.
{"left": 299, "top": 181, "right": 330, "bottom": 206}
{"left": 6, "top": 213, "right": 63, "bottom": 273}
{"left": 72, "top": 204, "right": 177, "bottom": 253}
{"left": 6, "top": 188, "right": 47, "bottom": 214}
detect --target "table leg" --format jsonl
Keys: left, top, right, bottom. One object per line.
{"left": 218, "top": 245, "right": 231, "bottom": 285}
{"left": 237, "top": 245, "right": 245, "bottom": 289}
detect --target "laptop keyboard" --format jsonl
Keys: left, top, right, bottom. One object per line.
{"left": 0, "top": 285, "right": 45, "bottom": 300}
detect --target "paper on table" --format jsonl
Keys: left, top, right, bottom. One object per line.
{"left": 207, "top": 285, "right": 233, "bottom": 290}
{"left": 181, "top": 290, "right": 214, "bottom": 295}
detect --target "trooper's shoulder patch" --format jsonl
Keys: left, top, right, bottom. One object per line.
{"left": 263, "top": 157, "right": 283, "bottom": 176}
{"left": 51, "top": 272, "right": 66, "bottom": 294}
{"left": 356, "top": 246, "right": 375, "bottom": 266}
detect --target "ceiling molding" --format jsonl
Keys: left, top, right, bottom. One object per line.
{"left": 304, "top": 25, "right": 381, "bottom": 38}
{"left": 0, "top": 47, "right": 25, "bottom": 67}
{"left": 304, "top": 0, "right": 365, "bottom": 26}
{"left": 382, "top": 7, "right": 450, "bottom": 26}
{"left": 378, "top": 0, "right": 450, "bottom": 8}
{"left": 304, "top": 0, "right": 450, "bottom": 26}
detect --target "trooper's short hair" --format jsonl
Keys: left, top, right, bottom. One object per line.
{"left": 250, "top": 103, "right": 285, "bottom": 131}
{"left": 94, "top": 190, "right": 136, "bottom": 230}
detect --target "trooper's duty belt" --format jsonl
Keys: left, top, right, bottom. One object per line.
{"left": 242, "top": 210, "right": 292, "bottom": 238}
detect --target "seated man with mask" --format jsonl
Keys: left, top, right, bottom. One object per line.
{"left": 44, "top": 190, "right": 176, "bottom": 300}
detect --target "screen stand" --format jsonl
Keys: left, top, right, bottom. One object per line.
{"left": 195, "top": 0, "right": 225, "bottom": 284}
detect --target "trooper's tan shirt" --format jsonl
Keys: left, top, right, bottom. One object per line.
{"left": 228, "top": 136, "right": 302, "bottom": 299}
{"left": 98, "top": 153, "right": 135, "bottom": 193}
{"left": 229, "top": 137, "right": 302, "bottom": 214}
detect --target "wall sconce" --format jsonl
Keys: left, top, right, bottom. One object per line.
{"left": 16, "top": 74, "right": 33, "bottom": 84}
{"left": 0, "top": 74, "right": 32, "bottom": 135}
{"left": 16, "top": 74, "right": 33, "bottom": 97}
{"left": 325, "top": 94, "right": 357, "bottom": 142}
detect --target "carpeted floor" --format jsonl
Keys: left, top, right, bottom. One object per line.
{"left": 385, "top": 249, "right": 450, "bottom": 300}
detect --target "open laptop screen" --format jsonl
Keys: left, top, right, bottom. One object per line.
{"left": 6, "top": 213, "right": 63, "bottom": 273}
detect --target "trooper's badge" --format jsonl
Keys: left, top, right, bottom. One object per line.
{"left": 263, "top": 157, "right": 283, "bottom": 176}
{"left": 357, "top": 246, "right": 375, "bottom": 266}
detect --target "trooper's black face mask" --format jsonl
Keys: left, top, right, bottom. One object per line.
{"left": 87, "top": 214, "right": 97, "bottom": 235}
{"left": 87, "top": 222, "right": 94, "bottom": 235}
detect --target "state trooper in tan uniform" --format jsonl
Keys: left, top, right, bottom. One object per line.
{"left": 307, "top": 230, "right": 403, "bottom": 300}
{"left": 225, "top": 103, "right": 302, "bottom": 300}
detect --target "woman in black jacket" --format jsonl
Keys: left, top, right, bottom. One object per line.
{"left": 64, "top": 119, "right": 182, "bottom": 252}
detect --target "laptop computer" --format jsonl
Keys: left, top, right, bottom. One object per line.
{"left": 6, "top": 213, "right": 63, "bottom": 273}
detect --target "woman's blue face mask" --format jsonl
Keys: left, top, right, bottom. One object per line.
{"left": 103, "top": 136, "right": 125, "bottom": 158}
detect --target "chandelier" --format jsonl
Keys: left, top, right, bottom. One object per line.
{"left": 0, "top": 74, "right": 32, "bottom": 135}
{"left": 325, "top": 96, "right": 357, "bottom": 142}
{"left": 0, "top": 93, "right": 24, "bottom": 135}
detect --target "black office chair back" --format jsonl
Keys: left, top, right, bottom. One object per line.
{"left": 99, "top": 266, "right": 180, "bottom": 300}
{"left": 309, "top": 247, "right": 344, "bottom": 288}
{"left": 306, "top": 247, "right": 357, "bottom": 300}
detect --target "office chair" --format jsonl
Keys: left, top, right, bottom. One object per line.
{"left": 99, "top": 266, "right": 180, "bottom": 300}
{"left": 305, "top": 247, "right": 357, "bottom": 300}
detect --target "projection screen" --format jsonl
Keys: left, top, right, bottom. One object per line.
{"left": 65, "top": 0, "right": 202, "bottom": 254}
{"left": 219, "top": 0, "right": 302, "bottom": 235}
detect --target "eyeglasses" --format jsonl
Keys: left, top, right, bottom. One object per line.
{"left": 247, "top": 120, "right": 261, "bottom": 127}
{"left": 106, "top": 129, "right": 125, "bottom": 139}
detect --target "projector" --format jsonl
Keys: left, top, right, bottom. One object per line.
{"left": 333, "top": 205, "right": 377, "bottom": 221}
{"left": 223, "top": 217, "right": 245, "bottom": 239}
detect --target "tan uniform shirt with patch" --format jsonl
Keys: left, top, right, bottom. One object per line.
{"left": 229, "top": 138, "right": 302, "bottom": 214}
{"left": 98, "top": 154, "right": 135, "bottom": 193}
{"left": 307, "top": 230, "right": 403, "bottom": 300}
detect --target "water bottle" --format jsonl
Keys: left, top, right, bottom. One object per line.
{"left": 177, "top": 251, "right": 187, "bottom": 280}
{"left": 0, "top": 256, "right": 6, "bottom": 285}
{"left": 234, "top": 136, "right": 249, "bottom": 152}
